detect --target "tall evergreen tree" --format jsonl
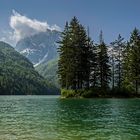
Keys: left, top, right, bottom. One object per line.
{"left": 129, "top": 28, "right": 140, "bottom": 94}
{"left": 110, "top": 42, "right": 115, "bottom": 90}
{"left": 69, "top": 17, "right": 87, "bottom": 89}
{"left": 89, "top": 40, "right": 98, "bottom": 87}
{"left": 97, "top": 31, "right": 111, "bottom": 89}
{"left": 58, "top": 17, "right": 92, "bottom": 90}
{"left": 122, "top": 42, "right": 133, "bottom": 92}
{"left": 58, "top": 22, "right": 72, "bottom": 89}
{"left": 111, "top": 34, "right": 125, "bottom": 89}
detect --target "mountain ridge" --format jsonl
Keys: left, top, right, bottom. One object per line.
{"left": 0, "top": 41, "right": 59, "bottom": 95}
{"left": 15, "top": 29, "right": 60, "bottom": 65}
{"left": 15, "top": 29, "right": 60, "bottom": 87}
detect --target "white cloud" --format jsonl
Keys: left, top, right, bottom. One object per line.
{"left": 0, "top": 10, "right": 61, "bottom": 46}
{"left": 0, "top": 31, "right": 15, "bottom": 46}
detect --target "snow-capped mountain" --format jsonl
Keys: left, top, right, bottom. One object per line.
{"left": 15, "top": 29, "right": 61, "bottom": 66}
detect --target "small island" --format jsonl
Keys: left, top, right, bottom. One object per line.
{"left": 58, "top": 17, "right": 140, "bottom": 98}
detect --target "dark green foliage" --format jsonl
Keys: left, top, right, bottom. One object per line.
{"left": 111, "top": 34, "right": 125, "bottom": 90}
{"left": 61, "top": 89, "right": 97, "bottom": 98}
{"left": 58, "top": 17, "right": 92, "bottom": 90}
{"left": 97, "top": 31, "right": 111, "bottom": 89}
{"left": 58, "top": 18, "right": 111, "bottom": 97}
{"left": 0, "top": 41, "right": 56, "bottom": 95}
{"left": 122, "top": 28, "right": 140, "bottom": 94}
{"left": 58, "top": 17, "right": 140, "bottom": 98}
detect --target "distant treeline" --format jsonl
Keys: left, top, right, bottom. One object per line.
{"left": 58, "top": 17, "right": 140, "bottom": 98}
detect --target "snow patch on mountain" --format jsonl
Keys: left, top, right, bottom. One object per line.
{"left": 20, "top": 48, "right": 36, "bottom": 54}
{"left": 15, "top": 30, "right": 60, "bottom": 65}
{"left": 20, "top": 48, "right": 39, "bottom": 58}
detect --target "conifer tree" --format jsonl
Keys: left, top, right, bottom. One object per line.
{"left": 58, "top": 22, "right": 72, "bottom": 89}
{"left": 58, "top": 17, "right": 91, "bottom": 90}
{"left": 122, "top": 42, "right": 133, "bottom": 92}
{"left": 129, "top": 28, "right": 140, "bottom": 94}
{"left": 110, "top": 42, "right": 115, "bottom": 90}
{"left": 89, "top": 41, "right": 98, "bottom": 87}
{"left": 97, "top": 31, "right": 111, "bottom": 89}
{"left": 111, "top": 34, "right": 125, "bottom": 90}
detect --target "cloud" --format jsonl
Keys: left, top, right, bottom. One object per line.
{"left": 0, "top": 10, "right": 61, "bottom": 46}
{"left": 0, "top": 31, "right": 15, "bottom": 46}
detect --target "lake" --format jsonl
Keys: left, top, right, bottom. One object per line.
{"left": 0, "top": 96, "right": 140, "bottom": 140}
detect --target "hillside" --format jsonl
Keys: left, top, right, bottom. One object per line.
{"left": 35, "top": 58, "right": 59, "bottom": 88}
{"left": 0, "top": 41, "right": 58, "bottom": 95}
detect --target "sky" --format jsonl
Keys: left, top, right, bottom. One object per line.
{"left": 0, "top": 0, "right": 140, "bottom": 46}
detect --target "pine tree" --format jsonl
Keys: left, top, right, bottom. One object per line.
{"left": 58, "top": 22, "right": 72, "bottom": 89}
{"left": 122, "top": 42, "right": 133, "bottom": 92}
{"left": 58, "top": 17, "right": 91, "bottom": 90}
{"left": 110, "top": 42, "right": 115, "bottom": 90}
{"left": 97, "top": 31, "right": 111, "bottom": 90}
{"left": 129, "top": 28, "right": 140, "bottom": 94}
{"left": 89, "top": 41, "right": 98, "bottom": 87}
{"left": 81, "top": 27, "right": 95, "bottom": 89}
{"left": 69, "top": 17, "right": 86, "bottom": 89}
{"left": 111, "top": 34, "right": 125, "bottom": 90}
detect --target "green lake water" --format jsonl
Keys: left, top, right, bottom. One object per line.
{"left": 0, "top": 96, "right": 140, "bottom": 140}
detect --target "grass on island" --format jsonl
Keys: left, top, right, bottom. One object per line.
{"left": 61, "top": 88, "right": 139, "bottom": 98}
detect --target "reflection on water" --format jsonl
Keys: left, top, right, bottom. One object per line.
{"left": 0, "top": 96, "right": 140, "bottom": 140}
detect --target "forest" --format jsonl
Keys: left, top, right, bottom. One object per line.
{"left": 0, "top": 41, "right": 59, "bottom": 95}
{"left": 58, "top": 17, "right": 140, "bottom": 98}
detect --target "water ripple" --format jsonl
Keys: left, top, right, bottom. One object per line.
{"left": 0, "top": 96, "right": 140, "bottom": 140}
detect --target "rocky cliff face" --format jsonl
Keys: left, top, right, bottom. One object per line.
{"left": 15, "top": 29, "right": 60, "bottom": 66}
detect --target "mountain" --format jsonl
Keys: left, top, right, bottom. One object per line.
{"left": 0, "top": 41, "right": 59, "bottom": 95}
{"left": 15, "top": 29, "right": 60, "bottom": 66}
{"left": 15, "top": 29, "right": 60, "bottom": 87}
